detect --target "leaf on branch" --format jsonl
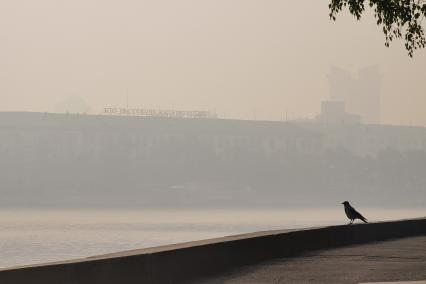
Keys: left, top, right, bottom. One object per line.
{"left": 329, "top": 0, "right": 426, "bottom": 57}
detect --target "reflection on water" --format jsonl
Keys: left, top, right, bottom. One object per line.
{"left": 0, "top": 208, "right": 424, "bottom": 269}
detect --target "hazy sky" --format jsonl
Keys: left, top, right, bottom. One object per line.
{"left": 1, "top": 0, "right": 425, "bottom": 126}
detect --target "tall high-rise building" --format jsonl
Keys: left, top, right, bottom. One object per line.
{"left": 327, "top": 65, "right": 381, "bottom": 124}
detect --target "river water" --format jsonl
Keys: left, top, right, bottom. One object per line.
{"left": 0, "top": 207, "right": 424, "bottom": 269}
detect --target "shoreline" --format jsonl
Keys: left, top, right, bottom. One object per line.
{"left": 0, "top": 218, "right": 425, "bottom": 283}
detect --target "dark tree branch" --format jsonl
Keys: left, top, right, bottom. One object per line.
{"left": 329, "top": 0, "right": 426, "bottom": 57}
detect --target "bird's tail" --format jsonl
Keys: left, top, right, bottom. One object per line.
{"left": 361, "top": 217, "right": 368, "bottom": 223}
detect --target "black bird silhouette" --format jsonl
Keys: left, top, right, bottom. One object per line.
{"left": 341, "top": 201, "right": 368, "bottom": 224}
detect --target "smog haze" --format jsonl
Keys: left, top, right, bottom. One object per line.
{"left": 1, "top": 0, "right": 425, "bottom": 125}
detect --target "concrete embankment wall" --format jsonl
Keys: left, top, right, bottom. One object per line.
{"left": 0, "top": 218, "right": 425, "bottom": 284}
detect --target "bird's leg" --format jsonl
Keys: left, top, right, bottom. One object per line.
{"left": 350, "top": 219, "right": 354, "bottom": 225}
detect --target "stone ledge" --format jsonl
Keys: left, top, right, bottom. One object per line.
{"left": 0, "top": 218, "right": 425, "bottom": 284}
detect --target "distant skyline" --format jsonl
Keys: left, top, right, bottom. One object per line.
{"left": 328, "top": 65, "right": 381, "bottom": 124}
{"left": 1, "top": 1, "right": 425, "bottom": 126}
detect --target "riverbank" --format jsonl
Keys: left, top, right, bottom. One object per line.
{"left": 0, "top": 218, "right": 425, "bottom": 284}
{"left": 201, "top": 235, "right": 426, "bottom": 283}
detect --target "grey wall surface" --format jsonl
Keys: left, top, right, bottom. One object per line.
{"left": 0, "top": 218, "right": 425, "bottom": 284}
{"left": 1, "top": 112, "right": 426, "bottom": 207}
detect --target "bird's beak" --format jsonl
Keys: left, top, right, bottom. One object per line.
{"left": 341, "top": 202, "right": 344, "bottom": 204}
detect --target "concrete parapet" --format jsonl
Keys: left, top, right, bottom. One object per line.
{"left": 0, "top": 218, "right": 425, "bottom": 284}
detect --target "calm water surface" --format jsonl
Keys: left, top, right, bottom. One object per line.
{"left": 0, "top": 208, "right": 425, "bottom": 269}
